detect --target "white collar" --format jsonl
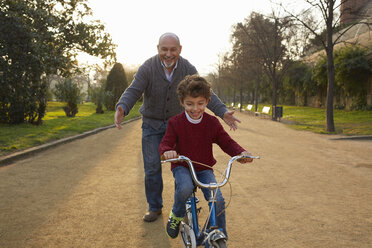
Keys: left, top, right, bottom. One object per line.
{"left": 185, "top": 111, "right": 203, "bottom": 124}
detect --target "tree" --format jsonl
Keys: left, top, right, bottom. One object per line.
{"left": 220, "top": 52, "right": 240, "bottom": 107}
{"left": 282, "top": 61, "right": 315, "bottom": 106}
{"left": 231, "top": 22, "right": 264, "bottom": 112}
{"left": 312, "top": 55, "right": 330, "bottom": 106}
{"left": 104, "top": 63, "right": 128, "bottom": 110}
{"left": 210, "top": 54, "right": 224, "bottom": 98}
{"left": 278, "top": 0, "right": 372, "bottom": 131}
{"left": 236, "top": 12, "right": 293, "bottom": 119}
{"left": 0, "top": 0, "right": 116, "bottom": 124}
{"left": 0, "top": 5, "right": 46, "bottom": 124}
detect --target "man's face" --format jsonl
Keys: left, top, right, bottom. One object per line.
{"left": 157, "top": 36, "right": 182, "bottom": 69}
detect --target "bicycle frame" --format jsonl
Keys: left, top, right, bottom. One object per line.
{"left": 162, "top": 154, "right": 259, "bottom": 248}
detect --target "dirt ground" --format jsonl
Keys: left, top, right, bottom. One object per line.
{"left": 0, "top": 111, "right": 371, "bottom": 248}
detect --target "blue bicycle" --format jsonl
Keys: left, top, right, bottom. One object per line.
{"left": 161, "top": 154, "right": 259, "bottom": 248}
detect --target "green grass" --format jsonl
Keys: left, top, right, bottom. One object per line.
{"left": 282, "top": 105, "right": 372, "bottom": 135}
{"left": 0, "top": 102, "right": 141, "bottom": 156}
{"left": 242, "top": 104, "right": 372, "bottom": 135}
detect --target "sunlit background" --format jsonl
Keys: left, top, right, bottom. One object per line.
{"left": 85, "top": 0, "right": 277, "bottom": 75}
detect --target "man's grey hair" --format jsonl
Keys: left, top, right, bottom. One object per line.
{"left": 158, "top": 32, "right": 180, "bottom": 46}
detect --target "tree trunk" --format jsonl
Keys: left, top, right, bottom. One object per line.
{"left": 272, "top": 78, "right": 277, "bottom": 120}
{"left": 233, "top": 87, "right": 236, "bottom": 107}
{"left": 325, "top": 1, "right": 335, "bottom": 132}
{"left": 254, "top": 79, "right": 259, "bottom": 112}
{"left": 326, "top": 48, "right": 336, "bottom": 132}
{"left": 239, "top": 86, "right": 243, "bottom": 112}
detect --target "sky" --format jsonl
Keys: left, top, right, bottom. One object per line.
{"left": 86, "top": 0, "right": 279, "bottom": 75}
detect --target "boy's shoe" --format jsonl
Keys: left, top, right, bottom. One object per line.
{"left": 166, "top": 211, "right": 183, "bottom": 239}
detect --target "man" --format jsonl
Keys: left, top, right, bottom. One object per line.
{"left": 114, "top": 32, "right": 240, "bottom": 222}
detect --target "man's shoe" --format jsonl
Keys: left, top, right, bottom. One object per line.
{"left": 166, "top": 211, "right": 183, "bottom": 239}
{"left": 143, "top": 210, "right": 162, "bottom": 222}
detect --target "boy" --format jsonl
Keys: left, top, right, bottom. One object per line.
{"left": 159, "top": 74, "right": 253, "bottom": 239}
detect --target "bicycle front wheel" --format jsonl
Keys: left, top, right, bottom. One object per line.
{"left": 212, "top": 239, "right": 227, "bottom": 248}
{"left": 181, "top": 222, "right": 196, "bottom": 248}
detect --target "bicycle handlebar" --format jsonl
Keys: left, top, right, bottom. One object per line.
{"left": 161, "top": 155, "right": 260, "bottom": 190}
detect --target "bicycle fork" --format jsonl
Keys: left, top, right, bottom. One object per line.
{"left": 187, "top": 189, "right": 226, "bottom": 247}
{"left": 204, "top": 189, "right": 227, "bottom": 248}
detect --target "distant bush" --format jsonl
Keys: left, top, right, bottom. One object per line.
{"left": 89, "top": 83, "right": 105, "bottom": 114}
{"left": 312, "top": 45, "right": 372, "bottom": 109}
{"left": 53, "top": 78, "right": 83, "bottom": 117}
{"left": 335, "top": 46, "right": 372, "bottom": 110}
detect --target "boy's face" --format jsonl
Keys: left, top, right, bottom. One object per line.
{"left": 181, "top": 95, "right": 209, "bottom": 120}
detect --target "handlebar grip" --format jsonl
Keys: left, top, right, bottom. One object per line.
{"left": 161, "top": 153, "right": 180, "bottom": 161}
{"left": 237, "top": 155, "right": 260, "bottom": 162}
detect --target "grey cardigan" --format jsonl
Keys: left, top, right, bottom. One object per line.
{"left": 116, "top": 55, "right": 227, "bottom": 129}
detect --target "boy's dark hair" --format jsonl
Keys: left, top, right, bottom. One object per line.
{"left": 177, "top": 74, "right": 212, "bottom": 103}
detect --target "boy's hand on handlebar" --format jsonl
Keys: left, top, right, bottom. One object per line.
{"left": 238, "top": 151, "right": 254, "bottom": 163}
{"left": 162, "top": 150, "right": 178, "bottom": 160}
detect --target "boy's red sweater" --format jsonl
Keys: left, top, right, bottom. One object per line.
{"left": 159, "top": 112, "right": 245, "bottom": 171}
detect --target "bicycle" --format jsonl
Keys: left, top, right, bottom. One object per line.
{"left": 161, "top": 154, "right": 260, "bottom": 248}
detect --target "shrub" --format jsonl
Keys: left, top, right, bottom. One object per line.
{"left": 335, "top": 46, "right": 372, "bottom": 109}
{"left": 53, "top": 78, "right": 83, "bottom": 117}
{"left": 89, "top": 83, "right": 105, "bottom": 114}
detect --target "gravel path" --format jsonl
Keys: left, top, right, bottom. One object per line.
{"left": 0, "top": 111, "right": 371, "bottom": 248}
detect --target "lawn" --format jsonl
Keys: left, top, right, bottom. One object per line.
{"left": 0, "top": 102, "right": 141, "bottom": 156}
{"left": 244, "top": 104, "right": 372, "bottom": 135}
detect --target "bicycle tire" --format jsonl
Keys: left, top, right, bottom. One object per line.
{"left": 181, "top": 222, "right": 196, "bottom": 248}
{"left": 212, "top": 239, "right": 227, "bottom": 248}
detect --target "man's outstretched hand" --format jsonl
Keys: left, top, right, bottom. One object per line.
{"left": 223, "top": 110, "right": 241, "bottom": 131}
{"left": 115, "top": 106, "right": 125, "bottom": 130}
